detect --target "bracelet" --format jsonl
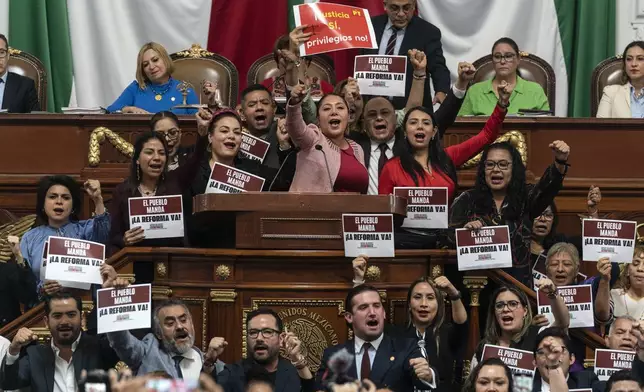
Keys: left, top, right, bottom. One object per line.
{"left": 291, "top": 355, "right": 308, "bottom": 369}
{"left": 413, "top": 74, "right": 427, "bottom": 80}
{"left": 497, "top": 100, "right": 509, "bottom": 109}
{"left": 448, "top": 291, "right": 462, "bottom": 301}
{"left": 555, "top": 158, "right": 571, "bottom": 167}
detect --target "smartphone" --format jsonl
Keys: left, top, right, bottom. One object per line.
{"left": 145, "top": 378, "right": 199, "bottom": 392}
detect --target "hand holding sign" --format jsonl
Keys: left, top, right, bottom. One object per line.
{"left": 550, "top": 140, "right": 570, "bottom": 162}
{"left": 464, "top": 220, "right": 484, "bottom": 230}
{"left": 43, "top": 280, "right": 62, "bottom": 295}
{"left": 597, "top": 257, "right": 612, "bottom": 281}
{"left": 497, "top": 81, "right": 513, "bottom": 107}
{"left": 9, "top": 327, "right": 39, "bottom": 355}
{"left": 408, "top": 49, "right": 427, "bottom": 74}
{"left": 289, "top": 24, "right": 313, "bottom": 53}
{"left": 123, "top": 226, "right": 145, "bottom": 246}
{"left": 532, "top": 314, "right": 550, "bottom": 327}
{"left": 289, "top": 84, "right": 308, "bottom": 105}
{"left": 352, "top": 255, "right": 368, "bottom": 282}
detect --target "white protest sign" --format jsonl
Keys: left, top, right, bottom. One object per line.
{"left": 41, "top": 240, "right": 91, "bottom": 290}
{"left": 205, "top": 163, "right": 265, "bottom": 194}
{"left": 593, "top": 349, "right": 635, "bottom": 381}
{"left": 354, "top": 55, "right": 407, "bottom": 97}
{"left": 128, "top": 195, "right": 184, "bottom": 240}
{"left": 532, "top": 254, "right": 588, "bottom": 291}
{"left": 582, "top": 219, "right": 636, "bottom": 263}
{"left": 455, "top": 226, "right": 512, "bottom": 271}
{"left": 342, "top": 214, "right": 394, "bottom": 258}
{"left": 44, "top": 236, "right": 104, "bottom": 285}
{"left": 394, "top": 187, "right": 448, "bottom": 229}
{"left": 537, "top": 284, "right": 594, "bottom": 328}
{"left": 97, "top": 284, "right": 152, "bottom": 334}
{"left": 481, "top": 345, "right": 535, "bottom": 377}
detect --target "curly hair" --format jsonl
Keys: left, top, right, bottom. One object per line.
{"left": 35, "top": 175, "right": 83, "bottom": 226}
{"left": 472, "top": 141, "right": 527, "bottom": 221}
{"left": 395, "top": 106, "right": 458, "bottom": 188}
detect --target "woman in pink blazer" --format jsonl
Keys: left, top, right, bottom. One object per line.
{"left": 286, "top": 84, "right": 368, "bottom": 193}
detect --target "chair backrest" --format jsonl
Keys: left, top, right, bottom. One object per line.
{"left": 7, "top": 47, "right": 47, "bottom": 111}
{"left": 590, "top": 56, "right": 623, "bottom": 116}
{"left": 472, "top": 52, "right": 556, "bottom": 110}
{"left": 246, "top": 54, "right": 336, "bottom": 96}
{"left": 170, "top": 44, "right": 239, "bottom": 107}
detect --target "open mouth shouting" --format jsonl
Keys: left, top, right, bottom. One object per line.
{"left": 254, "top": 114, "right": 268, "bottom": 128}
{"left": 413, "top": 132, "right": 427, "bottom": 143}
{"left": 365, "top": 318, "right": 380, "bottom": 330}
{"left": 174, "top": 330, "right": 190, "bottom": 344}
{"left": 553, "top": 274, "right": 569, "bottom": 285}
{"left": 328, "top": 117, "right": 343, "bottom": 130}
{"left": 489, "top": 173, "right": 505, "bottom": 186}
{"left": 500, "top": 314, "right": 514, "bottom": 327}
{"left": 57, "top": 325, "right": 74, "bottom": 337}
{"left": 222, "top": 140, "right": 238, "bottom": 150}
{"left": 52, "top": 207, "right": 66, "bottom": 216}
{"left": 148, "top": 162, "right": 163, "bottom": 173}
{"left": 533, "top": 222, "right": 549, "bottom": 234}
{"left": 416, "top": 310, "right": 430, "bottom": 320}
{"left": 254, "top": 343, "right": 269, "bottom": 356}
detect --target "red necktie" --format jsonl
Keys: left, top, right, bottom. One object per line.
{"left": 360, "top": 342, "right": 372, "bottom": 380}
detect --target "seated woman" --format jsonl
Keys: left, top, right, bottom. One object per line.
{"left": 597, "top": 41, "right": 644, "bottom": 118}
{"left": 610, "top": 245, "right": 644, "bottom": 321}
{"left": 472, "top": 284, "right": 569, "bottom": 369}
{"left": 450, "top": 140, "right": 570, "bottom": 287}
{"left": 458, "top": 37, "right": 550, "bottom": 116}
{"left": 19, "top": 175, "right": 108, "bottom": 295}
{"left": 109, "top": 121, "right": 208, "bottom": 280}
{"left": 107, "top": 42, "right": 198, "bottom": 115}
{"left": 150, "top": 111, "right": 192, "bottom": 171}
{"left": 352, "top": 256, "right": 467, "bottom": 392}
{"left": 286, "top": 85, "right": 368, "bottom": 193}
{"left": 462, "top": 357, "right": 513, "bottom": 392}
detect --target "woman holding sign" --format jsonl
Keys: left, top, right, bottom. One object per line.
{"left": 19, "top": 175, "right": 108, "bottom": 295}
{"left": 610, "top": 245, "right": 644, "bottom": 321}
{"left": 286, "top": 85, "right": 368, "bottom": 193}
{"left": 109, "top": 111, "right": 208, "bottom": 280}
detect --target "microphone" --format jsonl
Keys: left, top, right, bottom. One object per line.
{"left": 267, "top": 146, "right": 299, "bottom": 191}
{"left": 315, "top": 144, "right": 334, "bottom": 192}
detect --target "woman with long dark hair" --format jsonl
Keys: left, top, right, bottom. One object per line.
{"left": 450, "top": 139, "right": 570, "bottom": 286}
{"left": 462, "top": 357, "right": 513, "bottom": 392}
{"left": 597, "top": 40, "right": 644, "bottom": 118}
{"left": 352, "top": 256, "right": 467, "bottom": 392}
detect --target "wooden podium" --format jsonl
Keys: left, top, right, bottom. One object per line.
{"left": 193, "top": 193, "right": 408, "bottom": 249}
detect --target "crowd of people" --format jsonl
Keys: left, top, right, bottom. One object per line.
{"left": 1, "top": 0, "right": 644, "bottom": 391}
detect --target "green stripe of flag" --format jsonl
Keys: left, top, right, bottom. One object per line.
{"left": 9, "top": 0, "right": 73, "bottom": 112}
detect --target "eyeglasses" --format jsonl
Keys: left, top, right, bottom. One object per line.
{"left": 161, "top": 128, "right": 180, "bottom": 139}
{"left": 387, "top": 4, "right": 414, "bottom": 14}
{"left": 494, "top": 300, "right": 521, "bottom": 312}
{"left": 492, "top": 53, "right": 517, "bottom": 63}
{"left": 0, "top": 49, "right": 7, "bottom": 59}
{"left": 535, "top": 346, "right": 567, "bottom": 358}
{"left": 538, "top": 212, "right": 555, "bottom": 221}
{"left": 248, "top": 328, "right": 280, "bottom": 339}
{"left": 484, "top": 160, "right": 512, "bottom": 171}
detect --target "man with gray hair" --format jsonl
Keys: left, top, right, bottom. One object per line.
{"left": 104, "top": 276, "right": 225, "bottom": 380}
{"left": 605, "top": 316, "right": 639, "bottom": 352}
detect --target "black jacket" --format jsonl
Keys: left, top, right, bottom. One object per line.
{"left": 1, "top": 333, "right": 119, "bottom": 392}
{"left": 0, "top": 262, "right": 38, "bottom": 328}
{"left": 531, "top": 369, "right": 605, "bottom": 392}
{"left": 216, "top": 358, "right": 315, "bottom": 392}
{"left": 362, "top": 15, "right": 450, "bottom": 110}
{"left": 315, "top": 334, "right": 438, "bottom": 391}
{"left": 2, "top": 72, "right": 40, "bottom": 113}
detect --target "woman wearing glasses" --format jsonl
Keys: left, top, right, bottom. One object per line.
{"left": 450, "top": 140, "right": 569, "bottom": 287}
{"left": 471, "top": 284, "right": 569, "bottom": 370}
{"left": 150, "top": 111, "right": 190, "bottom": 171}
{"left": 458, "top": 37, "right": 550, "bottom": 116}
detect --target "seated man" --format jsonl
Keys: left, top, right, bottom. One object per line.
{"left": 316, "top": 284, "right": 438, "bottom": 391}
{"left": 0, "top": 34, "right": 40, "bottom": 113}
{"left": 216, "top": 308, "right": 314, "bottom": 392}
{"left": 104, "top": 276, "right": 224, "bottom": 380}
{"left": 0, "top": 291, "right": 119, "bottom": 392}
{"left": 605, "top": 370, "right": 644, "bottom": 392}
{"left": 531, "top": 327, "right": 604, "bottom": 392}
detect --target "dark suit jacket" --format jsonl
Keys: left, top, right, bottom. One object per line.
{"left": 0, "top": 333, "right": 119, "bottom": 392}
{"left": 315, "top": 334, "right": 438, "bottom": 391}
{"left": 362, "top": 15, "right": 450, "bottom": 110}
{"left": 531, "top": 369, "right": 605, "bottom": 392}
{"left": 216, "top": 358, "right": 315, "bottom": 392}
{"left": 2, "top": 72, "right": 40, "bottom": 113}
{"left": 348, "top": 88, "right": 464, "bottom": 171}
{"left": 0, "top": 262, "right": 38, "bottom": 328}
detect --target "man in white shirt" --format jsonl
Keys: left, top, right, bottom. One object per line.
{"left": 315, "top": 284, "right": 438, "bottom": 391}
{"left": 0, "top": 291, "right": 118, "bottom": 392}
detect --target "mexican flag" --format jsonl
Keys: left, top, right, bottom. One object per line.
{"left": 0, "top": 0, "right": 615, "bottom": 116}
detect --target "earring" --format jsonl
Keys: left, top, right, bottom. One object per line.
{"left": 136, "top": 164, "right": 141, "bottom": 182}
{"left": 207, "top": 144, "right": 212, "bottom": 153}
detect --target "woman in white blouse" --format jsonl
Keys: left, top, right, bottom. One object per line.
{"left": 597, "top": 41, "right": 644, "bottom": 118}
{"left": 610, "top": 245, "right": 644, "bottom": 320}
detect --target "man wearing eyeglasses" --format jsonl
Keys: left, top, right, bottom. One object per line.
{"left": 216, "top": 308, "right": 315, "bottom": 392}
{"left": 0, "top": 34, "right": 40, "bottom": 113}
{"left": 362, "top": 0, "right": 450, "bottom": 111}
{"left": 531, "top": 327, "right": 604, "bottom": 392}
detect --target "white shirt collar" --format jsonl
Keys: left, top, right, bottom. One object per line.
{"left": 0, "top": 71, "right": 7, "bottom": 83}
{"left": 354, "top": 333, "right": 385, "bottom": 354}
{"left": 177, "top": 347, "right": 199, "bottom": 362}
{"left": 539, "top": 373, "right": 569, "bottom": 392}
{"left": 384, "top": 19, "right": 407, "bottom": 34}
{"left": 370, "top": 137, "right": 396, "bottom": 153}
{"left": 51, "top": 333, "right": 82, "bottom": 356}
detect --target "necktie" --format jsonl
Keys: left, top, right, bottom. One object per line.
{"left": 385, "top": 27, "right": 399, "bottom": 55}
{"left": 173, "top": 355, "right": 184, "bottom": 379}
{"left": 378, "top": 143, "right": 390, "bottom": 176}
{"left": 360, "top": 342, "right": 372, "bottom": 380}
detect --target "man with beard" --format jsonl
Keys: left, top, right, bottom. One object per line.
{"left": 104, "top": 277, "right": 225, "bottom": 380}
{"left": 0, "top": 291, "right": 119, "bottom": 392}
{"left": 316, "top": 285, "right": 438, "bottom": 391}
{"left": 216, "top": 308, "right": 314, "bottom": 392}
{"left": 239, "top": 85, "right": 293, "bottom": 171}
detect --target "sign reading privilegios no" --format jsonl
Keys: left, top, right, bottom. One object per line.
{"left": 455, "top": 225, "right": 512, "bottom": 271}
{"left": 582, "top": 219, "right": 636, "bottom": 263}
{"left": 393, "top": 187, "right": 448, "bottom": 229}
{"left": 342, "top": 214, "right": 394, "bottom": 258}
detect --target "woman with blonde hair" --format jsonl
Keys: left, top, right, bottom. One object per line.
{"left": 610, "top": 245, "right": 644, "bottom": 320}
{"left": 107, "top": 42, "right": 198, "bottom": 114}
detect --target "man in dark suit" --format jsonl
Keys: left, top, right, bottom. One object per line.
{"left": 0, "top": 291, "right": 118, "bottom": 392}
{"left": 0, "top": 34, "right": 40, "bottom": 113}
{"left": 362, "top": 0, "right": 450, "bottom": 110}
{"left": 316, "top": 285, "right": 438, "bottom": 391}
{"left": 531, "top": 327, "right": 605, "bottom": 392}
{"left": 349, "top": 60, "right": 474, "bottom": 195}
{"left": 216, "top": 308, "right": 315, "bottom": 392}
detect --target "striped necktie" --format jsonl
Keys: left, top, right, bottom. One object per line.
{"left": 386, "top": 27, "right": 400, "bottom": 55}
